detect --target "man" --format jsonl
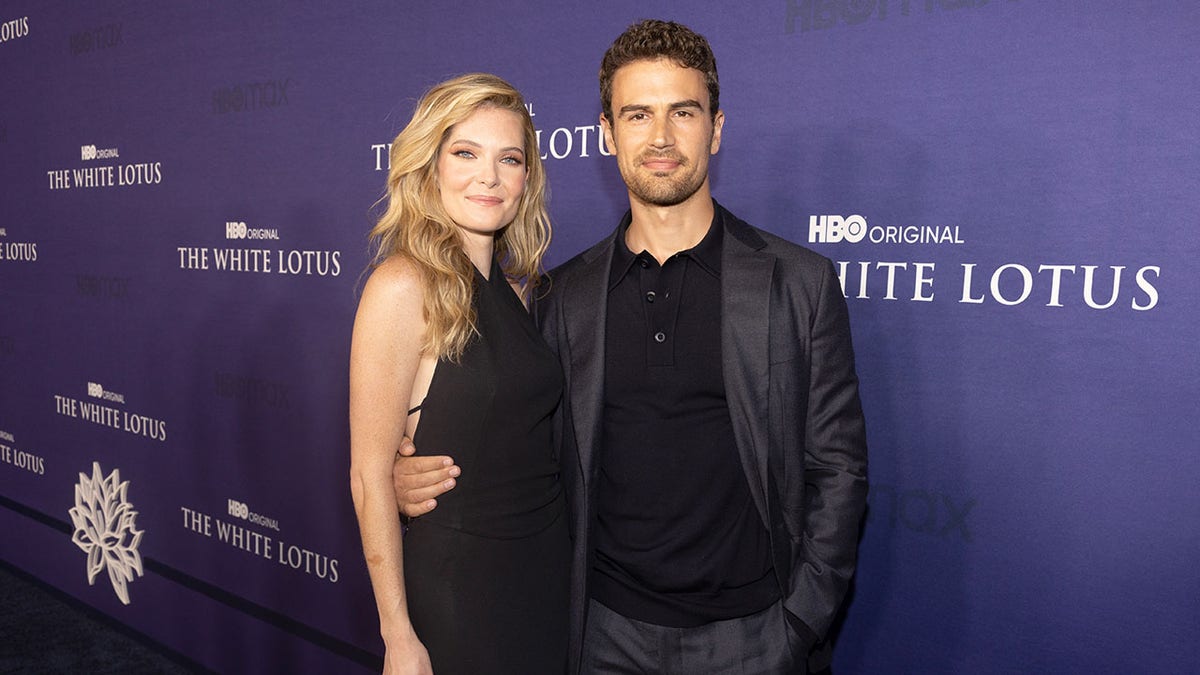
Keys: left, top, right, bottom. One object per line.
{"left": 395, "top": 19, "right": 867, "bottom": 674}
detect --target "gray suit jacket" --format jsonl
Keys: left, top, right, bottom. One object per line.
{"left": 536, "top": 201, "right": 868, "bottom": 672}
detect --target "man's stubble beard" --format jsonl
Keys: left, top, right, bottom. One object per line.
{"left": 623, "top": 158, "right": 706, "bottom": 207}
{"left": 616, "top": 129, "right": 714, "bottom": 207}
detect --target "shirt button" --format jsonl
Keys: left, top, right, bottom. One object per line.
{"left": 639, "top": 258, "right": 649, "bottom": 269}
{"left": 654, "top": 331, "right": 666, "bottom": 343}
{"left": 645, "top": 291, "right": 656, "bottom": 303}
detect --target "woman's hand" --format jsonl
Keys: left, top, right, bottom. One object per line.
{"left": 382, "top": 626, "right": 433, "bottom": 675}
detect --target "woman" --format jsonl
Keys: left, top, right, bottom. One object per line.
{"left": 349, "top": 74, "right": 567, "bottom": 674}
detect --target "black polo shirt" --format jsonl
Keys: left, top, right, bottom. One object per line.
{"left": 591, "top": 209, "right": 778, "bottom": 627}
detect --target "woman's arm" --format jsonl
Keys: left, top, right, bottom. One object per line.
{"left": 349, "top": 256, "right": 433, "bottom": 675}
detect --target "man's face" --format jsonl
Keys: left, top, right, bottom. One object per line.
{"left": 601, "top": 58, "right": 724, "bottom": 208}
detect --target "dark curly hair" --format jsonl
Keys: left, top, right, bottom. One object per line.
{"left": 599, "top": 19, "right": 720, "bottom": 122}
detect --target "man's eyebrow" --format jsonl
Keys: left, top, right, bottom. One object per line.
{"left": 618, "top": 104, "right": 653, "bottom": 115}
{"left": 618, "top": 100, "right": 705, "bottom": 115}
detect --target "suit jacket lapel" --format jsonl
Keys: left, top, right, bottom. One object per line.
{"left": 720, "top": 210, "right": 774, "bottom": 526}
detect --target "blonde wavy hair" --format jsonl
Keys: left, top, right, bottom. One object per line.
{"left": 369, "top": 73, "right": 551, "bottom": 361}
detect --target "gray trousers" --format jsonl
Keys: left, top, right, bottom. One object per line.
{"left": 580, "top": 599, "right": 806, "bottom": 674}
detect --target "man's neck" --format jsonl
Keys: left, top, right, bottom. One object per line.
{"left": 625, "top": 189, "right": 715, "bottom": 264}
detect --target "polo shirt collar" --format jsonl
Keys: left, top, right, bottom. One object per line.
{"left": 607, "top": 203, "right": 725, "bottom": 291}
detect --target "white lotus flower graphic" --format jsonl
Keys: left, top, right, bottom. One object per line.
{"left": 69, "top": 462, "right": 145, "bottom": 605}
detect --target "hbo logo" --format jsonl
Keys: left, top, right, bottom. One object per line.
{"left": 809, "top": 214, "right": 867, "bottom": 244}
{"left": 87, "top": 382, "right": 103, "bottom": 397}
{"left": 81, "top": 145, "right": 98, "bottom": 161}
{"left": 227, "top": 499, "right": 249, "bottom": 519}
{"left": 225, "top": 221, "right": 247, "bottom": 239}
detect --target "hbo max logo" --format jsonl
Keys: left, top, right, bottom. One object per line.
{"left": 809, "top": 214, "right": 867, "bottom": 244}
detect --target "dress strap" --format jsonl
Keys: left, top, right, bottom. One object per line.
{"left": 407, "top": 401, "right": 423, "bottom": 416}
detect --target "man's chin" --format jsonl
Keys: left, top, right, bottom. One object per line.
{"left": 622, "top": 175, "right": 671, "bottom": 200}
{"left": 629, "top": 185, "right": 700, "bottom": 208}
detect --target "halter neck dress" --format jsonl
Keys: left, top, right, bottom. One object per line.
{"left": 403, "top": 260, "right": 567, "bottom": 674}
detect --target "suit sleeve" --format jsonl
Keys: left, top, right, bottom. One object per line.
{"left": 533, "top": 275, "right": 567, "bottom": 471}
{"left": 786, "top": 257, "right": 869, "bottom": 640}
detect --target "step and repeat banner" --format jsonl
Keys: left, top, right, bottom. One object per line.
{"left": 1, "top": 2, "right": 1197, "bottom": 673}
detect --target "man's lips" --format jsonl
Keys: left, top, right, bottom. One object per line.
{"left": 641, "top": 156, "right": 683, "bottom": 171}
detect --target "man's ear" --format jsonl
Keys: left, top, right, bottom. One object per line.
{"left": 710, "top": 109, "right": 725, "bottom": 155}
{"left": 600, "top": 113, "right": 616, "bottom": 155}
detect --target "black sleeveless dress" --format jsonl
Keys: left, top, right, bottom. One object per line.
{"left": 404, "top": 261, "right": 568, "bottom": 674}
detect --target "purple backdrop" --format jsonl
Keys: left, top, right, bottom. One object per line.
{"left": 1, "top": 2, "right": 1197, "bottom": 672}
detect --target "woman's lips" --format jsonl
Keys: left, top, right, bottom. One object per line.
{"left": 466, "top": 195, "right": 503, "bottom": 205}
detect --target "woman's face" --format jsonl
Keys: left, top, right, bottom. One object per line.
{"left": 436, "top": 106, "right": 527, "bottom": 242}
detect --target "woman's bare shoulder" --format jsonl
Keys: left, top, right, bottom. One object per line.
{"left": 365, "top": 254, "right": 425, "bottom": 293}
{"left": 358, "top": 255, "right": 426, "bottom": 324}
